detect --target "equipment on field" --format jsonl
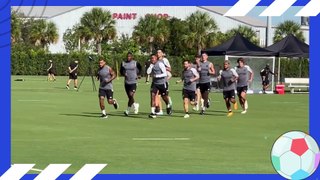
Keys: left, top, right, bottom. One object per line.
{"left": 77, "top": 56, "right": 97, "bottom": 92}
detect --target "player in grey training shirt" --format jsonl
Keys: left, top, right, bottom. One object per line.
{"left": 198, "top": 52, "right": 215, "bottom": 115}
{"left": 120, "top": 52, "right": 142, "bottom": 116}
{"left": 218, "top": 60, "right": 239, "bottom": 117}
{"left": 180, "top": 60, "right": 199, "bottom": 118}
{"left": 235, "top": 58, "right": 253, "bottom": 114}
{"left": 97, "top": 59, "right": 119, "bottom": 118}
{"left": 147, "top": 54, "right": 172, "bottom": 118}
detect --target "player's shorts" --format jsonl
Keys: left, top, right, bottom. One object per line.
{"left": 223, "top": 90, "right": 236, "bottom": 99}
{"left": 151, "top": 83, "right": 168, "bottom": 96}
{"left": 262, "top": 80, "right": 270, "bottom": 86}
{"left": 199, "top": 82, "right": 211, "bottom": 93}
{"left": 182, "top": 89, "right": 196, "bottom": 101}
{"left": 125, "top": 83, "right": 137, "bottom": 95}
{"left": 196, "top": 83, "right": 200, "bottom": 89}
{"left": 48, "top": 69, "right": 55, "bottom": 75}
{"left": 99, "top": 89, "right": 114, "bottom": 99}
{"left": 237, "top": 86, "right": 248, "bottom": 96}
{"left": 69, "top": 73, "right": 77, "bottom": 80}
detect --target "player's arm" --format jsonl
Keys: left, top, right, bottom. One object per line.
{"left": 136, "top": 62, "right": 142, "bottom": 77}
{"left": 163, "top": 58, "right": 171, "bottom": 72}
{"left": 246, "top": 65, "right": 254, "bottom": 82}
{"left": 146, "top": 64, "right": 154, "bottom": 75}
{"left": 217, "top": 70, "right": 222, "bottom": 81}
{"left": 176, "top": 71, "right": 184, "bottom": 84}
{"left": 190, "top": 68, "right": 200, "bottom": 82}
{"left": 154, "top": 63, "right": 167, "bottom": 78}
{"left": 107, "top": 67, "right": 116, "bottom": 83}
{"left": 209, "top": 63, "right": 215, "bottom": 75}
{"left": 231, "top": 69, "right": 239, "bottom": 82}
{"left": 47, "top": 64, "right": 52, "bottom": 71}
{"left": 68, "top": 66, "right": 72, "bottom": 73}
{"left": 120, "top": 62, "right": 126, "bottom": 76}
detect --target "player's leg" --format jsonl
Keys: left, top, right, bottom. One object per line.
{"left": 240, "top": 91, "right": 248, "bottom": 114}
{"left": 149, "top": 87, "right": 158, "bottom": 118}
{"left": 51, "top": 73, "right": 56, "bottom": 81}
{"left": 66, "top": 76, "right": 72, "bottom": 89}
{"left": 183, "top": 97, "right": 190, "bottom": 118}
{"left": 193, "top": 85, "right": 201, "bottom": 111}
{"left": 99, "top": 89, "right": 108, "bottom": 118}
{"left": 74, "top": 74, "right": 78, "bottom": 90}
{"left": 159, "top": 84, "right": 172, "bottom": 115}
{"left": 106, "top": 89, "right": 118, "bottom": 109}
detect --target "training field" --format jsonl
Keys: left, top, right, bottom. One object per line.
{"left": 11, "top": 76, "right": 308, "bottom": 174}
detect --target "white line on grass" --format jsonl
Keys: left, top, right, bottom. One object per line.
{"left": 271, "top": 101, "right": 300, "bottom": 104}
{"left": 17, "top": 100, "right": 48, "bottom": 102}
{"left": 132, "top": 138, "right": 190, "bottom": 141}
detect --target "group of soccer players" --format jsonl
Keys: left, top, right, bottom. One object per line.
{"left": 96, "top": 50, "right": 254, "bottom": 119}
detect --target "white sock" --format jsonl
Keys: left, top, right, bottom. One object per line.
{"left": 102, "top": 110, "right": 106, "bottom": 115}
{"left": 151, "top": 107, "right": 155, "bottom": 114}
{"left": 127, "top": 107, "right": 131, "bottom": 112}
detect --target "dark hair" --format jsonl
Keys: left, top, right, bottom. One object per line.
{"left": 127, "top": 52, "right": 133, "bottom": 56}
{"left": 201, "top": 52, "right": 208, "bottom": 56}
{"left": 183, "top": 60, "right": 191, "bottom": 64}
{"left": 195, "top": 55, "right": 201, "bottom": 58}
{"left": 150, "top": 53, "right": 157, "bottom": 57}
{"left": 237, "top": 58, "right": 245, "bottom": 63}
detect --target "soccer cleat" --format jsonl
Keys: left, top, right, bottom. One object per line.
{"left": 227, "top": 111, "right": 233, "bottom": 117}
{"left": 156, "top": 110, "right": 163, "bottom": 115}
{"left": 206, "top": 98, "right": 211, "bottom": 108}
{"left": 113, "top": 99, "right": 119, "bottom": 109}
{"left": 233, "top": 102, "right": 238, "bottom": 110}
{"left": 184, "top": 114, "right": 190, "bottom": 118}
{"left": 100, "top": 114, "right": 108, "bottom": 118}
{"left": 134, "top": 103, "right": 139, "bottom": 114}
{"left": 200, "top": 110, "right": 205, "bottom": 115}
{"left": 124, "top": 110, "right": 129, "bottom": 116}
{"left": 241, "top": 110, "right": 247, "bottom": 114}
{"left": 192, "top": 104, "right": 199, "bottom": 111}
{"left": 148, "top": 113, "right": 157, "bottom": 119}
{"left": 74, "top": 87, "right": 78, "bottom": 90}
{"left": 66, "top": 85, "right": 70, "bottom": 90}
{"left": 166, "top": 105, "right": 172, "bottom": 115}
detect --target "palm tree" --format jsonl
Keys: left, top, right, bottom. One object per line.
{"left": 80, "top": 8, "right": 116, "bottom": 55}
{"left": 225, "top": 25, "right": 259, "bottom": 45}
{"left": 132, "top": 15, "right": 170, "bottom": 53}
{"left": 28, "top": 19, "right": 59, "bottom": 49}
{"left": 182, "top": 11, "right": 218, "bottom": 55}
{"left": 273, "top": 20, "right": 305, "bottom": 43}
{"left": 63, "top": 23, "right": 92, "bottom": 52}
{"left": 11, "top": 10, "right": 24, "bottom": 44}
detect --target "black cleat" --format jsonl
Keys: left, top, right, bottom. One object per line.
{"left": 113, "top": 99, "right": 119, "bottom": 109}
{"left": 200, "top": 110, "right": 205, "bottom": 115}
{"left": 206, "top": 98, "right": 211, "bottom": 108}
{"left": 166, "top": 105, "right": 172, "bottom": 115}
{"left": 100, "top": 114, "right": 108, "bottom": 119}
{"left": 148, "top": 113, "right": 157, "bottom": 118}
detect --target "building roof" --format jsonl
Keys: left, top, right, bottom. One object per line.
{"left": 198, "top": 6, "right": 267, "bottom": 28}
{"left": 12, "top": 6, "right": 83, "bottom": 18}
{"left": 12, "top": 6, "right": 267, "bottom": 28}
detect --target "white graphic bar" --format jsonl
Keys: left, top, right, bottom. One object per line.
{"left": 34, "top": 164, "right": 71, "bottom": 180}
{"left": 70, "top": 164, "right": 107, "bottom": 180}
{"left": 224, "top": 0, "right": 261, "bottom": 16}
{"left": 296, "top": 0, "right": 320, "bottom": 16}
{"left": 0, "top": 164, "right": 35, "bottom": 180}
{"left": 260, "top": 0, "right": 297, "bottom": 16}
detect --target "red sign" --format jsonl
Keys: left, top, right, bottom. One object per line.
{"left": 113, "top": 13, "right": 137, "bottom": 20}
{"left": 112, "top": 13, "right": 170, "bottom": 20}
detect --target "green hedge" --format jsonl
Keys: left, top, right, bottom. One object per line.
{"left": 11, "top": 50, "right": 309, "bottom": 78}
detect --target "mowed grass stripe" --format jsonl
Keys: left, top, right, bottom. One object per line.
{"left": 11, "top": 76, "right": 308, "bottom": 174}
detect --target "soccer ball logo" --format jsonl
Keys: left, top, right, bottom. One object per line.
{"left": 271, "top": 131, "right": 320, "bottom": 179}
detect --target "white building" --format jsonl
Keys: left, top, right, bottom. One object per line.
{"left": 13, "top": 6, "right": 309, "bottom": 53}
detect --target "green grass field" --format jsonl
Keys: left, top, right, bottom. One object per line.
{"left": 11, "top": 75, "right": 309, "bottom": 174}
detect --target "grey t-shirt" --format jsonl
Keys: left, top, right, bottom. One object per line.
{"left": 122, "top": 60, "right": 138, "bottom": 84}
{"left": 220, "top": 68, "right": 239, "bottom": 91}
{"left": 235, "top": 65, "right": 253, "bottom": 87}
{"left": 182, "top": 67, "right": 199, "bottom": 91}
{"left": 98, "top": 65, "right": 113, "bottom": 90}
{"left": 199, "top": 61, "right": 212, "bottom": 84}
{"left": 152, "top": 61, "right": 167, "bottom": 85}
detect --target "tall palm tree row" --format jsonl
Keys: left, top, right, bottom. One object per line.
{"left": 28, "top": 19, "right": 59, "bottom": 49}
{"left": 80, "top": 7, "right": 117, "bottom": 55}
{"left": 132, "top": 15, "right": 170, "bottom": 54}
{"left": 273, "top": 20, "right": 305, "bottom": 43}
{"left": 182, "top": 11, "right": 218, "bottom": 55}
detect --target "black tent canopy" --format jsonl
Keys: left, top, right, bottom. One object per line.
{"left": 202, "top": 33, "right": 276, "bottom": 56}
{"left": 265, "top": 34, "right": 309, "bottom": 58}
